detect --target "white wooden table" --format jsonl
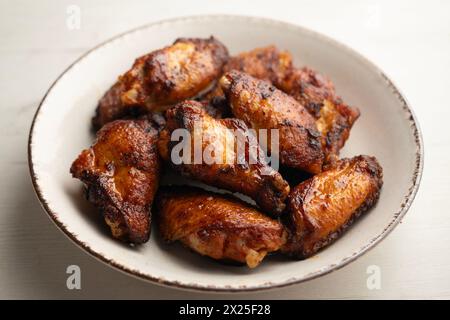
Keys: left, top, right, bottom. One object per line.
{"left": 1, "top": 0, "right": 449, "bottom": 299}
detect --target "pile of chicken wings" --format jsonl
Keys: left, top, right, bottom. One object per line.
{"left": 71, "top": 37, "right": 383, "bottom": 268}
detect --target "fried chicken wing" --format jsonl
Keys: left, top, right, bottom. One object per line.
{"left": 220, "top": 70, "right": 324, "bottom": 174}
{"left": 158, "top": 100, "right": 290, "bottom": 215}
{"left": 281, "top": 155, "right": 383, "bottom": 259}
{"left": 224, "top": 45, "right": 293, "bottom": 87}
{"left": 203, "top": 45, "right": 293, "bottom": 101}
{"left": 92, "top": 37, "right": 229, "bottom": 129}
{"left": 70, "top": 119, "right": 161, "bottom": 244}
{"left": 280, "top": 67, "right": 360, "bottom": 163}
{"left": 199, "top": 46, "right": 358, "bottom": 163}
{"left": 215, "top": 45, "right": 358, "bottom": 160}
{"left": 279, "top": 67, "right": 336, "bottom": 115}
{"left": 156, "top": 187, "right": 287, "bottom": 268}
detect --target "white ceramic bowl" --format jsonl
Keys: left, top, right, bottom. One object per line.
{"left": 28, "top": 15, "right": 423, "bottom": 292}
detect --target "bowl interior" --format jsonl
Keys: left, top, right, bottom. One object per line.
{"left": 29, "top": 16, "right": 422, "bottom": 291}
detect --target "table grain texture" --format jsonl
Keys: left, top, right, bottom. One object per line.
{"left": 0, "top": 0, "right": 449, "bottom": 299}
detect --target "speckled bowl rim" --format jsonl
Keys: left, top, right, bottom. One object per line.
{"left": 28, "top": 14, "right": 424, "bottom": 293}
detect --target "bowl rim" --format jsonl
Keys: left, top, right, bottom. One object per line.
{"left": 27, "top": 14, "right": 424, "bottom": 293}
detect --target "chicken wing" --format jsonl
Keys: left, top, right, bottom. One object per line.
{"left": 278, "top": 67, "right": 336, "bottom": 115}
{"left": 220, "top": 70, "right": 324, "bottom": 174}
{"left": 281, "top": 155, "right": 383, "bottom": 259}
{"left": 155, "top": 187, "right": 287, "bottom": 268}
{"left": 92, "top": 37, "right": 229, "bottom": 129}
{"left": 158, "top": 100, "right": 290, "bottom": 215}
{"left": 279, "top": 67, "right": 360, "bottom": 163}
{"left": 203, "top": 45, "right": 293, "bottom": 101}
{"left": 224, "top": 45, "right": 293, "bottom": 88}
{"left": 70, "top": 119, "right": 161, "bottom": 244}
{"left": 202, "top": 47, "right": 358, "bottom": 162}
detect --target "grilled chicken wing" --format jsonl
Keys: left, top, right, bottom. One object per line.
{"left": 92, "top": 37, "right": 229, "bottom": 129}
{"left": 281, "top": 155, "right": 383, "bottom": 259}
{"left": 70, "top": 119, "right": 161, "bottom": 244}
{"left": 158, "top": 100, "right": 290, "bottom": 215}
{"left": 279, "top": 67, "right": 360, "bottom": 163}
{"left": 220, "top": 70, "right": 324, "bottom": 174}
{"left": 156, "top": 187, "right": 287, "bottom": 268}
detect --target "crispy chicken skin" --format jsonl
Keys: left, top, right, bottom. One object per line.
{"left": 279, "top": 67, "right": 336, "bottom": 115}
{"left": 155, "top": 187, "right": 287, "bottom": 268}
{"left": 224, "top": 45, "right": 293, "bottom": 88}
{"left": 315, "top": 99, "right": 360, "bottom": 163}
{"left": 204, "top": 45, "right": 293, "bottom": 101}
{"left": 280, "top": 67, "right": 360, "bottom": 163}
{"left": 70, "top": 119, "right": 161, "bottom": 244}
{"left": 220, "top": 70, "right": 324, "bottom": 174}
{"left": 158, "top": 100, "right": 290, "bottom": 215}
{"left": 93, "top": 81, "right": 130, "bottom": 130}
{"left": 92, "top": 37, "right": 229, "bottom": 129}
{"left": 201, "top": 47, "right": 359, "bottom": 163}
{"left": 281, "top": 155, "right": 383, "bottom": 259}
